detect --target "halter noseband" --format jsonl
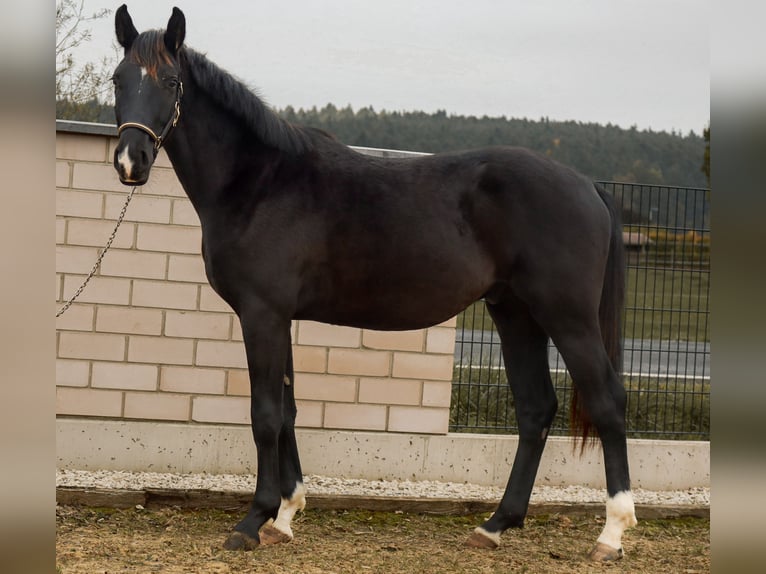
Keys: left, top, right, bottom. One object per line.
{"left": 117, "top": 81, "right": 183, "bottom": 156}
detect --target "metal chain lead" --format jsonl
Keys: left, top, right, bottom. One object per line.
{"left": 56, "top": 186, "right": 139, "bottom": 317}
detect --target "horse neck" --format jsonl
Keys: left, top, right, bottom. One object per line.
{"left": 163, "top": 85, "right": 271, "bottom": 215}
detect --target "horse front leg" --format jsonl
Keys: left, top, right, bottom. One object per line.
{"left": 259, "top": 334, "right": 306, "bottom": 546}
{"left": 223, "top": 307, "right": 291, "bottom": 551}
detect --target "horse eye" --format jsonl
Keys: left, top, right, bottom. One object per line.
{"left": 166, "top": 77, "right": 179, "bottom": 88}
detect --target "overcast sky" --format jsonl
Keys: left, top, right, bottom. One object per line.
{"left": 70, "top": 0, "right": 710, "bottom": 135}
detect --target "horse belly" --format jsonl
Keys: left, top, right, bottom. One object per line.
{"left": 302, "top": 250, "right": 494, "bottom": 331}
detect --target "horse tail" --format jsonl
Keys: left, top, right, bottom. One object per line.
{"left": 570, "top": 183, "right": 626, "bottom": 450}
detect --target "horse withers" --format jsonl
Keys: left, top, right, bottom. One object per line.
{"left": 111, "top": 5, "right": 636, "bottom": 561}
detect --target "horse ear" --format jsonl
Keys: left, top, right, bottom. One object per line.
{"left": 115, "top": 4, "right": 138, "bottom": 52}
{"left": 164, "top": 7, "right": 186, "bottom": 55}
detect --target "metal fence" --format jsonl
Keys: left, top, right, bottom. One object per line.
{"left": 450, "top": 182, "right": 710, "bottom": 440}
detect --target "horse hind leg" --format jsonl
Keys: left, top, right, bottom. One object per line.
{"left": 466, "top": 298, "right": 558, "bottom": 549}
{"left": 547, "top": 322, "right": 637, "bottom": 561}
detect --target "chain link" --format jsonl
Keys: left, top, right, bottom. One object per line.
{"left": 56, "top": 186, "right": 138, "bottom": 317}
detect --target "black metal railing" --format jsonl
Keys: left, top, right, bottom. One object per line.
{"left": 450, "top": 182, "right": 710, "bottom": 440}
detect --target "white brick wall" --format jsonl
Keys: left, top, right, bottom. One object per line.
{"left": 55, "top": 126, "right": 457, "bottom": 434}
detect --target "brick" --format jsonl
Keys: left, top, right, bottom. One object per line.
{"left": 124, "top": 391, "right": 190, "bottom": 421}
{"left": 59, "top": 332, "right": 125, "bottom": 361}
{"left": 56, "top": 274, "right": 63, "bottom": 301}
{"left": 96, "top": 306, "right": 163, "bottom": 336}
{"left": 425, "top": 327, "right": 457, "bottom": 354}
{"left": 56, "top": 359, "right": 90, "bottom": 387}
{"left": 294, "top": 373, "right": 357, "bottom": 402}
{"left": 56, "top": 218, "right": 66, "bottom": 244}
{"left": 171, "top": 199, "right": 200, "bottom": 226}
{"left": 56, "top": 161, "right": 71, "bottom": 188}
{"left": 323, "top": 403, "right": 387, "bottom": 431}
{"left": 99, "top": 249, "right": 167, "bottom": 279}
{"left": 56, "top": 245, "right": 100, "bottom": 274}
{"left": 56, "top": 133, "right": 108, "bottom": 162}
{"left": 160, "top": 366, "right": 226, "bottom": 395}
{"left": 226, "top": 369, "right": 250, "bottom": 396}
{"left": 392, "top": 353, "right": 454, "bottom": 381}
{"left": 231, "top": 320, "right": 243, "bottom": 341}
{"left": 72, "top": 162, "right": 125, "bottom": 192}
{"left": 56, "top": 387, "right": 122, "bottom": 418}
{"left": 295, "top": 400, "right": 323, "bottom": 428}
{"left": 328, "top": 349, "right": 391, "bottom": 377}
{"left": 363, "top": 329, "right": 425, "bottom": 352}
{"left": 196, "top": 340, "right": 247, "bottom": 369}
{"left": 388, "top": 406, "right": 450, "bottom": 434}
{"left": 132, "top": 280, "right": 198, "bottom": 310}
{"left": 168, "top": 254, "right": 207, "bottom": 283}
{"left": 55, "top": 303, "right": 94, "bottom": 332}
{"left": 105, "top": 193, "right": 172, "bottom": 224}
{"left": 297, "top": 322, "right": 361, "bottom": 348}
{"left": 154, "top": 148, "right": 173, "bottom": 169}
{"left": 92, "top": 362, "right": 158, "bottom": 391}
{"left": 422, "top": 381, "right": 453, "bottom": 408}
{"left": 137, "top": 224, "right": 201, "bottom": 254}
{"left": 66, "top": 219, "right": 135, "bottom": 249}
{"left": 293, "top": 345, "right": 327, "bottom": 373}
{"left": 165, "top": 310, "right": 230, "bottom": 340}
{"left": 62, "top": 275, "right": 131, "bottom": 305}
{"left": 128, "top": 336, "right": 194, "bottom": 365}
{"left": 192, "top": 396, "right": 250, "bottom": 425}
{"left": 139, "top": 166, "right": 186, "bottom": 197}
{"left": 56, "top": 189, "right": 103, "bottom": 219}
{"left": 199, "top": 286, "right": 232, "bottom": 312}
{"left": 358, "top": 377, "right": 422, "bottom": 406}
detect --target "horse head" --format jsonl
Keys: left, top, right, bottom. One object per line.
{"left": 112, "top": 5, "right": 185, "bottom": 185}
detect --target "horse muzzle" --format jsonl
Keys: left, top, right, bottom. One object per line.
{"left": 114, "top": 131, "right": 155, "bottom": 186}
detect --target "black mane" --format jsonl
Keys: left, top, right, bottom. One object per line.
{"left": 178, "top": 46, "right": 313, "bottom": 156}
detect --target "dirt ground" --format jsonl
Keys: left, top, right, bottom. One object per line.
{"left": 56, "top": 505, "right": 709, "bottom": 574}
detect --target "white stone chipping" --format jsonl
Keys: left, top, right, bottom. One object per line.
{"left": 56, "top": 469, "right": 709, "bottom": 507}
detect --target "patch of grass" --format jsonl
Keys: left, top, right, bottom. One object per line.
{"left": 450, "top": 366, "right": 710, "bottom": 440}
{"left": 457, "top": 264, "right": 710, "bottom": 343}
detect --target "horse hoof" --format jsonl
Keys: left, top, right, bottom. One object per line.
{"left": 588, "top": 542, "right": 623, "bottom": 561}
{"left": 259, "top": 524, "right": 293, "bottom": 546}
{"left": 465, "top": 528, "right": 500, "bottom": 549}
{"left": 223, "top": 531, "right": 260, "bottom": 551}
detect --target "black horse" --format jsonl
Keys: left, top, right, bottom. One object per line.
{"left": 112, "top": 5, "right": 636, "bottom": 561}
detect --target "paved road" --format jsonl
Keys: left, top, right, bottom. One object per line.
{"left": 454, "top": 330, "right": 710, "bottom": 380}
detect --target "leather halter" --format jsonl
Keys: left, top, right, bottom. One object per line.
{"left": 117, "top": 81, "right": 183, "bottom": 156}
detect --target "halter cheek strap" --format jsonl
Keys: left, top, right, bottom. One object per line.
{"left": 117, "top": 81, "right": 183, "bottom": 156}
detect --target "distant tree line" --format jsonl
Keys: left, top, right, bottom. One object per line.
{"left": 56, "top": 99, "right": 708, "bottom": 188}
{"left": 281, "top": 104, "right": 708, "bottom": 188}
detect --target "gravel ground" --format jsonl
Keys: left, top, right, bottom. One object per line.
{"left": 56, "top": 469, "right": 709, "bottom": 507}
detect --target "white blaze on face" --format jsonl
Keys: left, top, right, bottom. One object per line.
{"left": 596, "top": 490, "right": 638, "bottom": 551}
{"left": 271, "top": 482, "right": 307, "bottom": 539}
{"left": 117, "top": 144, "right": 134, "bottom": 181}
{"left": 138, "top": 66, "right": 148, "bottom": 94}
